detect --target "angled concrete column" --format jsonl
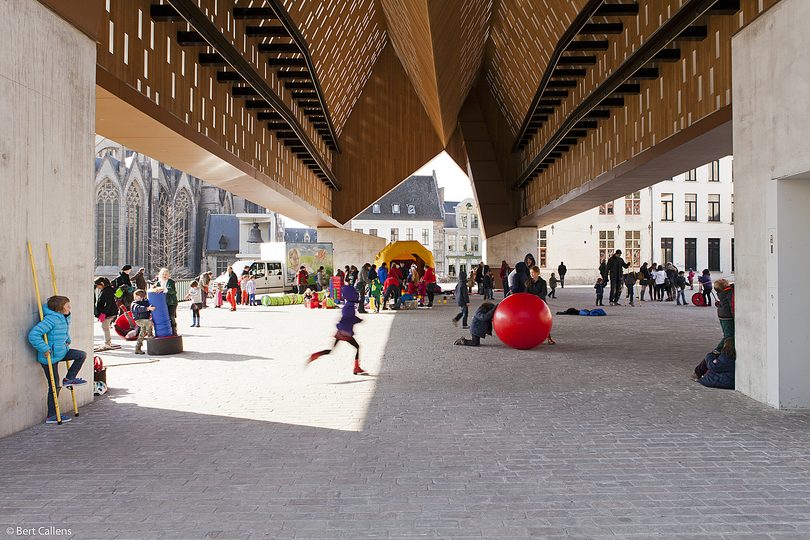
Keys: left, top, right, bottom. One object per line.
{"left": 484, "top": 228, "right": 538, "bottom": 275}
{"left": 732, "top": 0, "right": 810, "bottom": 408}
{"left": 1, "top": 0, "right": 96, "bottom": 436}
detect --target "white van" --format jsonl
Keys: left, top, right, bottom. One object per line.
{"left": 247, "top": 260, "right": 286, "bottom": 294}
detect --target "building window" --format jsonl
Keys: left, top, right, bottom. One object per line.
{"left": 471, "top": 214, "right": 479, "bottom": 229}
{"left": 407, "top": 204, "right": 415, "bottom": 214}
{"left": 708, "top": 238, "right": 720, "bottom": 271}
{"left": 731, "top": 238, "right": 735, "bottom": 272}
{"left": 125, "top": 184, "right": 141, "bottom": 265}
{"left": 460, "top": 214, "right": 468, "bottom": 228}
{"left": 422, "top": 228, "right": 429, "bottom": 244}
{"left": 175, "top": 189, "right": 191, "bottom": 269}
{"left": 599, "top": 230, "right": 614, "bottom": 262}
{"left": 369, "top": 228, "right": 378, "bottom": 237}
{"left": 661, "top": 237, "right": 674, "bottom": 265}
{"left": 461, "top": 236, "right": 468, "bottom": 252}
{"left": 538, "top": 230, "right": 547, "bottom": 267}
{"left": 406, "top": 228, "right": 413, "bottom": 241}
{"left": 708, "top": 194, "right": 720, "bottom": 222}
{"left": 355, "top": 228, "right": 363, "bottom": 234}
{"left": 448, "top": 235, "right": 456, "bottom": 252}
{"left": 625, "top": 192, "right": 640, "bottom": 215}
{"left": 392, "top": 204, "right": 400, "bottom": 214}
{"left": 216, "top": 257, "right": 230, "bottom": 276}
{"left": 731, "top": 194, "right": 734, "bottom": 223}
{"left": 96, "top": 178, "right": 119, "bottom": 267}
{"left": 471, "top": 236, "right": 479, "bottom": 252}
{"left": 625, "top": 230, "right": 641, "bottom": 268}
{"left": 448, "top": 264, "right": 455, "bottom": 277}
{"left": 372, "top": 204, "right": 380, "bottom": 214}
{"left": 599, "top": 201, "right": 614, "bottom": 215}
{"left": 390, "top": 228, "right": 399, "bottom": 242}
{"left": 661, "top": 193, "right": 674, "bottom": 221}
{"left": 709, "top": 160, "right": 720, "bottom": 182}
{"left": 686, "top": 169, "right": 697, "bottom": 181}
{"left": 684, "top": 238, "right": 697, "bottom": 271}
{"left": 685, "top": 193, "right": 697, "bottom": 221}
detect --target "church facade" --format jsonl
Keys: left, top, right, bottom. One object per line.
{"left": 94, "top": 137, "right": 267, "bottom": 279}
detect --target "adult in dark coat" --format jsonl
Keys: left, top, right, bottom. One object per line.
{"left": 510, "top": 262, "right": 529, "bottom": 294}
{"left": 133, "top": 267, "right": 148, "bottom": 291}
{"left": 599, "top": 260, "right": 608, "bottom": 283}
{"left": 226, "top": 267, "right": 239, "bottom": 311}
{"left": 605, "top": 250, "right": 629, "bottom": 305}
{"left": 557, "top": 262, "right": 567, "bottom": 288}
{"left": 474, "top": 262, "right": 485, "bottom": 295}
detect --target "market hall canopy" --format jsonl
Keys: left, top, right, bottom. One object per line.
{"left": 374, "top": 241, "right": 436, "bottom": 271}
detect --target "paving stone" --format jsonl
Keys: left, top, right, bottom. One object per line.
{"left": 0, "top": 288, "right": 809, "bottom": 538}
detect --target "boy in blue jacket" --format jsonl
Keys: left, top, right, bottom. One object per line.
{"left": 28, "top": 296, "right": 87, "bottom": 423}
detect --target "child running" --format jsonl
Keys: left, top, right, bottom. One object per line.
{"left": 307, "top": 286, "right": 368, "bottom": 375}
{"left": 28, "top": 296, "right": 88, "bottom": 423}
{"left": 454, "top": 302, "right": 496, "bottom": 346}
{"left": 185, "top": 281, "right": 203, "bottom": 326}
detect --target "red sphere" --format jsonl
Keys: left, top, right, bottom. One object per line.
{"left": 493, "top": 293, "right": 553, "bottom": 350}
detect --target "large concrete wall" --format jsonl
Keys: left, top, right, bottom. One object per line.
{"left": 483, "top": 228, "right": 537, "bottom": 273}
{"left": 732, "top": 0, "right": 810, "bottom": 408}
{"left": 1, "top": 0, "right": 96, "bottom": 436}
{"left": 316, "top": 228, "right": 387, "bottom": 272}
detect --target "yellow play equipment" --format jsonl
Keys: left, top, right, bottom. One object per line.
{"left": 374, "top": 241, "right": 436, "bottom": 275}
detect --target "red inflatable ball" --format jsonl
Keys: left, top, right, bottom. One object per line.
{"left": 493, "top": 292, "right": 553, "bottom": 350}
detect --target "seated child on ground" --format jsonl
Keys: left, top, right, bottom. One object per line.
{"left": 392, "top": 293, "right": 415, "bottom": 310}
{"left": 692, "top": 337, "right": 735, "bottom": 389}
{"left": 454, "top": 302, "right": 497, "bottom": 347}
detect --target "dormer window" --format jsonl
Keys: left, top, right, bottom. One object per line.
{"left": 407, "top": 204, "right": 415, "bottom": 214}
{"left": 372, "top": 204, "right": 380, "bottom": 214}
{"left": 392, "top": 204, "right": 400, "bottom": 214}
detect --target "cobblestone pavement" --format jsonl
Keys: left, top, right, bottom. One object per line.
{"left": 2, "top": 287, "right": 809, "bottom": 539}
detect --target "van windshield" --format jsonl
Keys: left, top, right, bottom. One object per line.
{"left": 250, "top": 262, "right": 265, "bottom": 277}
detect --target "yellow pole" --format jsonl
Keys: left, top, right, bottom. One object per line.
{"left": 47, "top": 244, "right": 78, "bottom": 417}
{"left": 28, "top": 242, "right": 63, "bottom": 425}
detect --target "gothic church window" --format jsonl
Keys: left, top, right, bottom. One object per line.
{"left": 96, "top": 179, "right": 119, "bottom": 267}
{"left": 126, "top": 184, "right": 141, "bottom": 265}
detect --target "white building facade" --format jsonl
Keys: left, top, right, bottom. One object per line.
{"left": 348, "top": 174, "right": 446, "bottom": 273}
{"left": 536, "top": 157, "right": 734, "bottom": 285}
{"left": 443, "top": 198, "right": 483, "bottom": 278}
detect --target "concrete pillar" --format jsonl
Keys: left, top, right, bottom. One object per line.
{"left": 732, "top": 0, "right": 810, "bottom": 408}
{"left": 484, "top": 228, "right": 538, "bottom": 272}
{"left": 0, "top": 0, "right": 97, "bottom": 436}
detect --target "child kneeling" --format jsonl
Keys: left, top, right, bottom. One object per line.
{"left": 454, "top": 302, "right": 496, "bottom": 346}
{"left": 28, "top": 296, "right": 88, "bottom": 423}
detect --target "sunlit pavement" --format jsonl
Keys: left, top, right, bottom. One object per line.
{"left": 2, "top": 287, "right": 810, "bottom": 539}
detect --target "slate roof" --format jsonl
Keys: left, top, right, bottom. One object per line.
{"left": 354, "top": 175, "right": 444, "bottom": 221}
{"left": 205, "top": 214, "right": 240, "bottom": 252}
{"left": 284, "top": 228, "right": 317, "bottom": 242}
{"left": 443, "top": 201, "right": 459, "bottom": 228}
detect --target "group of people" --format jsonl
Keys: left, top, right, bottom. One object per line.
{"left": 452, "top": 253, "right": 557, "bottom": 346}
{"left": 597, "top": 251, "right": 721, "bottom": 308}
{"left": 224, "top": 265, "right": 258, "bottom": 311}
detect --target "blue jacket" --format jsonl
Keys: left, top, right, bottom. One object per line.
{"left": 28, "top": 304, "right": 72, "bottom": 365}
{"left": 377, "top": 267, "right": 388, "bottom": 285}
{"left": 455, "top": 271, "right": 469, "bottom": 307}
{"left": 699, "top": 351, "right": 735, "bottom": 390}
{"left": 131, "top": 299, "right": 152, "bottom": 320}
{"left": 470, "top": 306, "right": 495, "bottom": 338}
